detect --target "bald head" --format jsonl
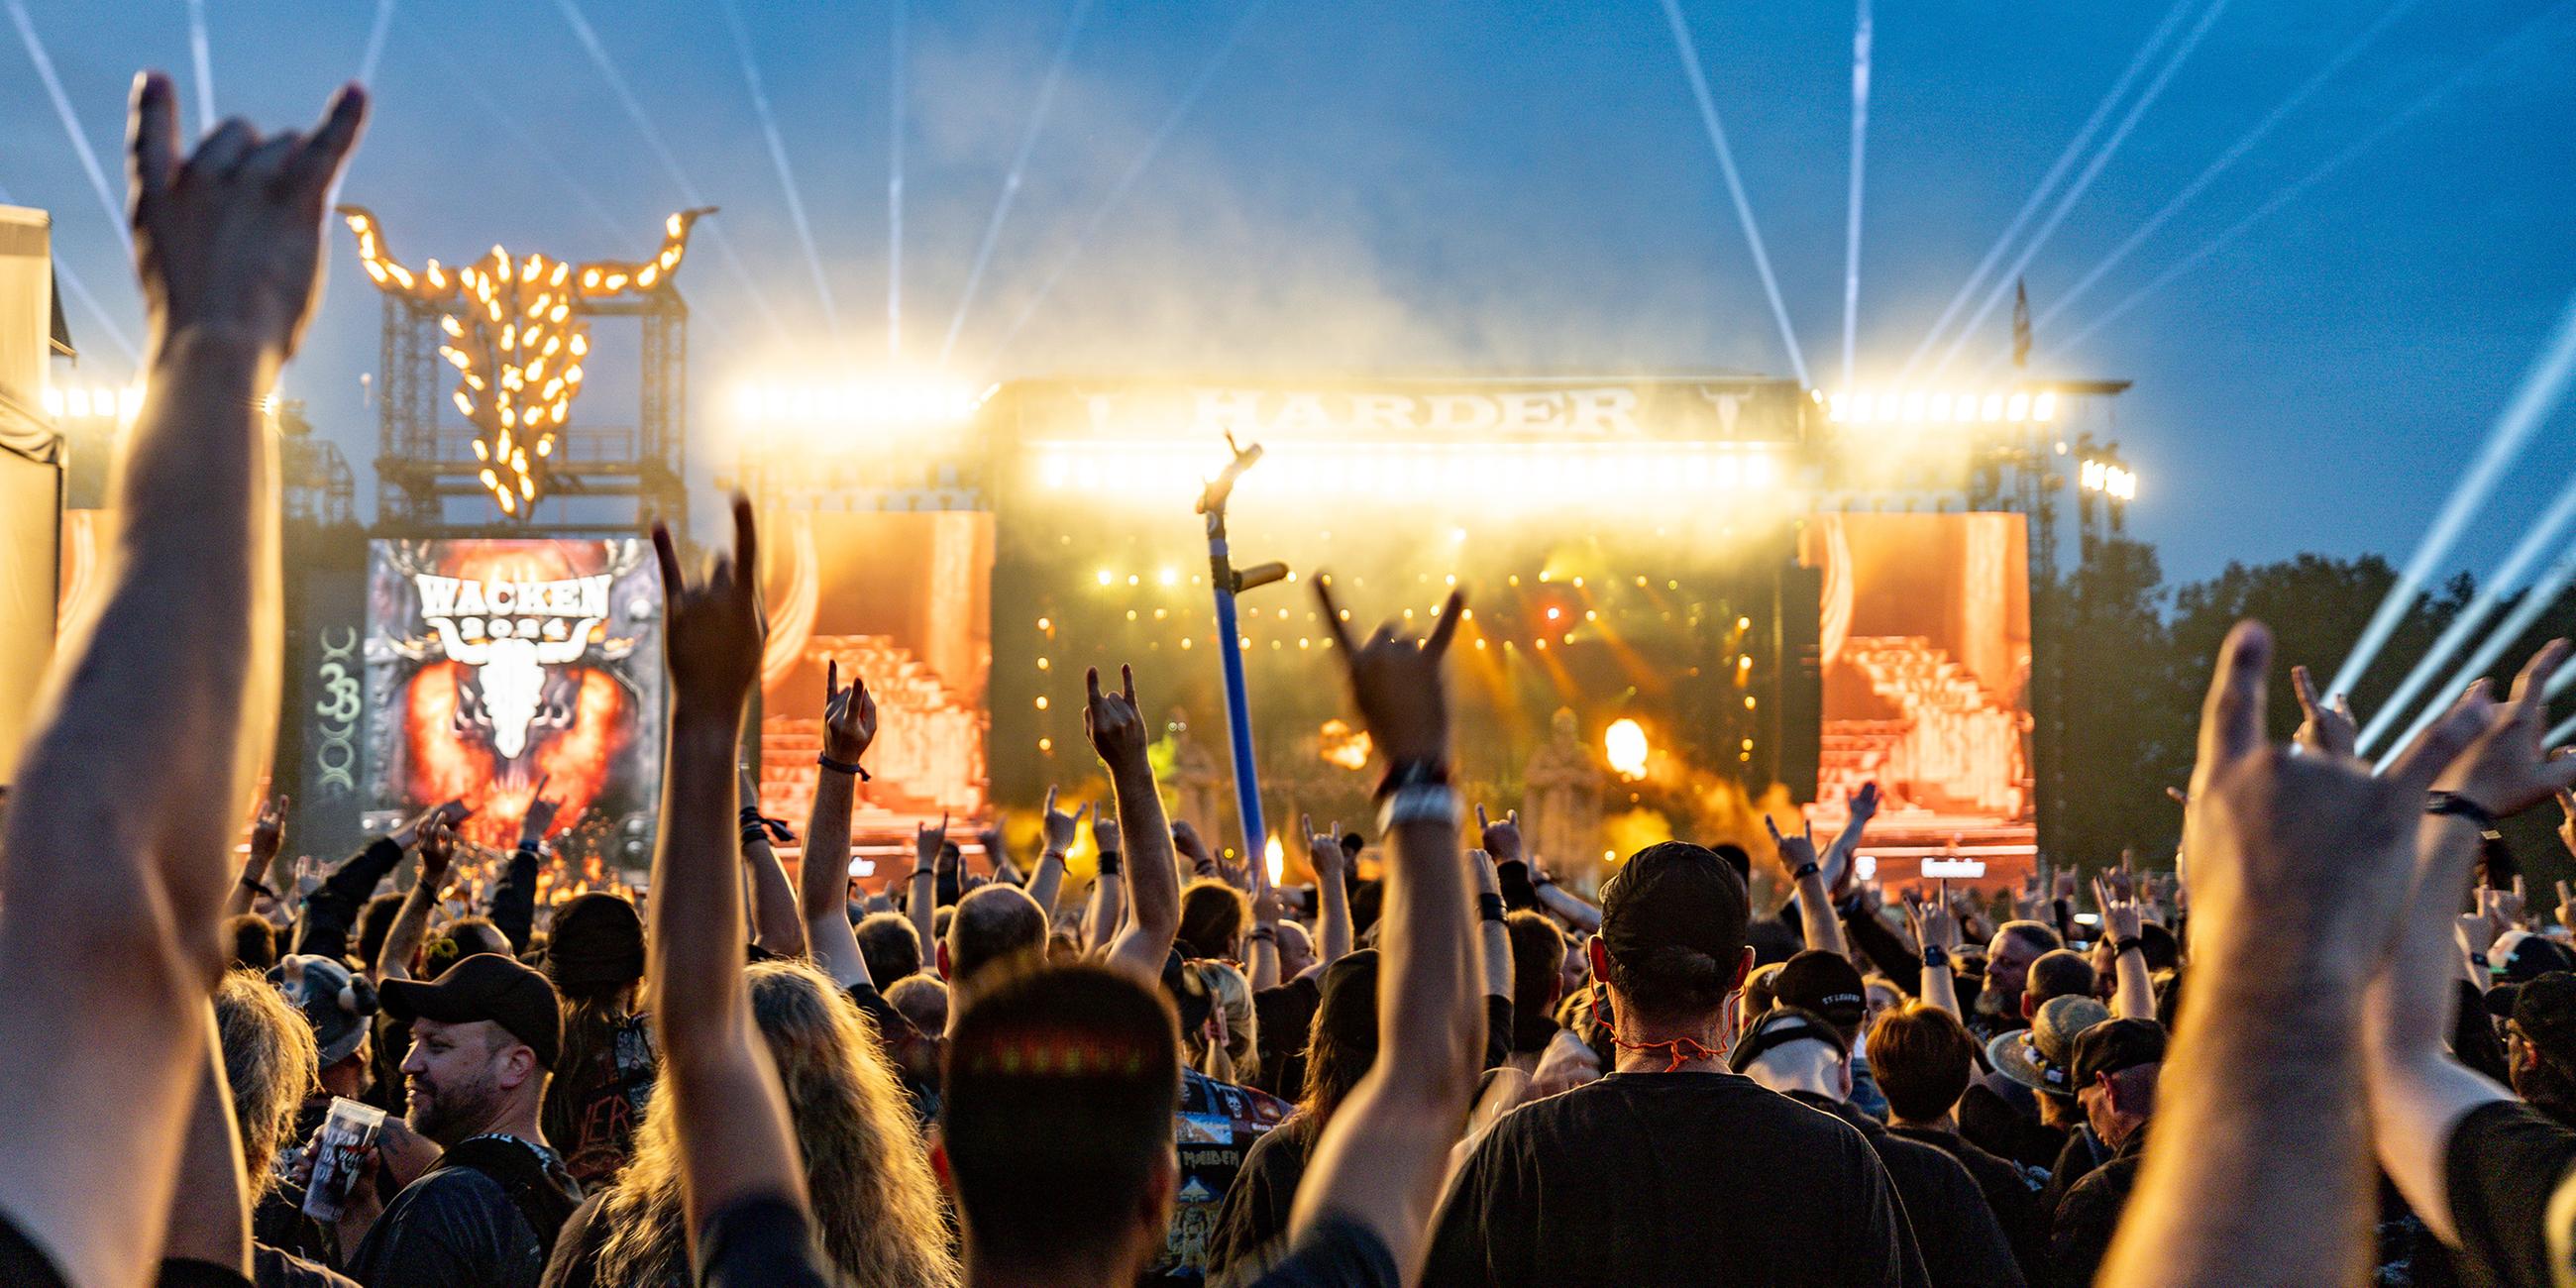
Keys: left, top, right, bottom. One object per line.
{"left": 945, "top": 885, "right": 1049, "bottom": 987}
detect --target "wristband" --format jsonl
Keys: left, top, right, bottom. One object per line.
{"left": 2471, "top": 952, "right": 2491, "bottom": 968}
{"left": 1378, "top": 783, "right": 1463, "bottom": 833}
{"left": 1922, "top": 944, "right": 1948, "bottom": 969}
{"left": 240, "top": 877, "right": 275, "bottom": 900}
{"left": 2425, "top": 791, "right": 2498, "bottom": 832}
{"left": 1248, "top": 925, "right": 1276, "bottom": 943}
{"left": 818, "top": 753, "right": 872, "bottom": 782}
{"left": 1477, "top": 893, "right": 1506, "bottom": 923}
{"left": 2114, "top": 936, "right": 2144, "bottom": 957}
{"left": 1792, "top": 861, "right": 1820, "bottom": 881}
{"left": 912, "top": 866, "right": 935, "bottom": 880}
{"left": 1098, "top": 852, "right": 1123, "bottom": 876}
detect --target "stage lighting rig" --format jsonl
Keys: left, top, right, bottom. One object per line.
{"left": 340, "top": 206, "right": 713, "bottom": 517}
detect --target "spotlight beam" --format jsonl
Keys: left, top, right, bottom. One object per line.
{"left": 4, "top": 0, "right": 131, "bottom": 253}
{"left": 940, "top": 0, "right": 1097, "bottom": 367}
{"left": 1841, "top": 0, "right": 1872, "bottom": 385}
{"left": 1658, "top": 0, "right": 1808, "bottom": 387}
{"left": 1925, "top": 0, "right": 2231, "bottom": 378}
{"left": 2356, "top": 472, "right": 2576, "bottom": 756}
{"left": 718, "top": 0, "right": 837, "bottom": 335}
{"left": 185, "top": 0, "right": 216, "bottom": 136}
{"left": 983, "top": 0, "right": 1267, "bottom": 367}
{"left": 2376, "top": 534, "right": 2576, "bottom": 772}
{"left": 0, "top": 179, "right": 135, "bottom": 364}
{"left": 2334, "top": 283, "right": 2576, "bottom": 699}
{"left": 553, "top": 0, "right": 790, "bottom": 342}
{"left": 1896, "top": 0, "right": 2199, "bottom": 381}
{"left": 2030, "top": 0, "right": 2423, "bottom": 339}
{"left": 359, "top": 0, "right": 396, "bottom": 84}
{"left": 2047, "top": 5, "right": 2565, "bottom": 366}
{"left": 888, "top": 0, "right": 908, "bottom": 359}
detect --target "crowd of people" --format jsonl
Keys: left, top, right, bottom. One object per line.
{"left": 8, "top": 70, "right": 2576, "bottom": 1288}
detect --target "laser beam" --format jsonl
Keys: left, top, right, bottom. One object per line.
{"left": 2030, "top": 0, "right": 2422, "bottom": 340}
{"left": 2376, "top": 534, "right": 2576, "bottom": 772}
{"left": 185, "top": 0, "right": 215, "bottom": 136}
{"left": 359, "top": 0, "right": 397, "bottom": 84}
{"left": 2051, "top": 2, "right": 2569, "bottom": 365}
{"left": 718, "top": 0, "right": 837, "bottom": 334}
{"left": 983, "top": 0, "right": 1267, "bottom": 367}
{"left": 2335, "top": 283, "right": 2576, "bottom": 700}
{"left": 554, "top": 0, "right": 789, "bottom": 341}
{"left": 1925, "top": 0, "right": 2231, "bottom": 378}
{"left": 2355, "top": 471, "right": 2576, "bottom": 756}
{"left": 1660, "top": 0, "right": 1807, "bottom": 387}
{"left": 1896, "top": 0, "right": 2199, "bottom": 381}
{"left": 889, "top": 0, "right": 908, "bottom": 359}
{"left": 1842, "top": 0, "right": 1871, "bottom": 385}
{"left": 4, "top": 0, "right": 130, "bottom": 253}
{"left": 940, "top": 0, "right": 1097, "bottom": 367}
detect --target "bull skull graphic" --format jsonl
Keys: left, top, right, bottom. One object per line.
{"left": 337, "top": 205, "right": 712, "bottom": 517}
{"left": 383, "top": 543, "right": 643, "bottom": 762}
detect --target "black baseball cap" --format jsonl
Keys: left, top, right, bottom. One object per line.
{"left": 2070, "top": 1018, "right": 2166, "bottom": 1088}
{"left": 1728, "top": 1006, "right": 1848, "bottom": 1073}
{"left": 1599, "top": 841, "right": 1750, "bottom": 973}
{"left": 381, "top": 952, "right": 563, "bottom": 1068}
{"left": 1772, "top": 950, "right": 1868, "bottom": 1031}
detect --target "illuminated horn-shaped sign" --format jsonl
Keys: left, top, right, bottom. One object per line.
{"left": 337, "top": 205, "right": 716, "bottom": 518}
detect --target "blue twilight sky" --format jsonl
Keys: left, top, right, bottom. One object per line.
{"left": 3, "top": 0, "right": 2573, "bottom": 585}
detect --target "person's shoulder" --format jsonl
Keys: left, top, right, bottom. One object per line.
{"left": 2058, "top": 1152, "right": 2140, "bottom": 1213}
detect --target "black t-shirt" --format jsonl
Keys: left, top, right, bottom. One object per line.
{"left": 2444, "top": 1099, "right": 2576, "bottom": 1288}
{"left": 1423, "top": 1070, "right": 1931, "bottom": 1287}
{"left": 2037, "top": 1126, "right": 2109, "bottom": 1222}
{"left": 1251, "top": 976, "right": 1323, "bottom": 1100}
{"left": 1209, "top": 1114, "right": 1324, "bottom": 1278}
{"left": 693, "top": 1195, "right": 834, "bottom": 1288}
{"left": 2049, "top": 1133, "right": 2143, "bottom": 1288}
{"left": 1956, "top": 1073, "right": 2065, "bottom": 1175}
{"left": 1887, "top": 1124, "right": 2049, "bottom": 1285}
{"left": 1783, "top": 1093, "right": 2024, "bottom": 1288}
{"left": 346, "top": 1136, "right": 578, "bottom": 1288}
{"left": 1212, "top": 1214, "right": 1399, "bottom": 1288}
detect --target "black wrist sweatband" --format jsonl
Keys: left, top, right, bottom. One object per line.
{"left": 2426, "top": 791, "right": 2498, "bottom": 832}
{"left": 1477, "top": 893, "right": 1506, "bottom": 923}
{"left": 818, "top": 753, "right": 871, "bottom": 782}
{"left": 2114, "top": 935, "right": 2144, "bottom": 956}
{"left": 1793, "top": 861, "right": 1820, "bottom": 881}
{"left": 1249, "top": 925, "right": 1276, "bottom": 943}
{"left": 1098, "top": 852, "right": 1122, "bottom": 875}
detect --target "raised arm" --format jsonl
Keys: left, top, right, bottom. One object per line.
{"left": 223, "top": 794, "right": 288, "bottom": 919}
{"left": 649, "top": 499, "right": 813, "bottom": 1246}
{"left": 2094, "top": 878, "right": 2156, "bottom": 1021}
{"left": 2366, "top": 645, "right": 2576, "bottom": 1251}
{"left": 376, "top": 818, "right": 459, "bottom": 984}
{"left": 0, "top": 75, "right": 363, "bottom": 1288}
{"left": 1772, "top": 814, "right": 1849, "bottom": 958}
{"left": 490, "top": 785, "right": 557, "bottom": 955}
{"left": 1288, "top": 581, "right": 1481, "bottom": 1274}
{"left": 909, "top": 813, "right": 944, "bottom": 963}
{"left": 799, "top": 662, "right": 877, "bottom": 988}
{"left": 736, "top": 765, "right": 805, "bottom": 958}
{"left": 1084, "top": 810, "right": 1125, "bottom": 953}
{"left": 1907, "top": 899, "right": 1963, "bottom": 1019}
{"left": 1025, "top": 788, "right": 1080, "bottom": 919}
{"left": 2099, "top": 626, "right": 2484, "bottom": 1288}
{"left": 1091, "top": 667, "right": 1179, "bottom": 981}
{"left": 1308, "top": 815, "right": 1352, "bottom": 968}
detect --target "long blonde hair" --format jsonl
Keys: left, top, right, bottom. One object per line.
{"left": 589, "top": 960, "right": 959, "bottom": 1287}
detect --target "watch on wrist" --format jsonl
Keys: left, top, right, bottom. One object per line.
{"left": 1922, "top": 944, "right": 1948, "bottom": 969}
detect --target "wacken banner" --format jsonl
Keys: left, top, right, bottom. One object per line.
{"left": 363, "top": 539, "right": 664, "bottom": 860}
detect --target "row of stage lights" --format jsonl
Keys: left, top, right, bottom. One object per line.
{"left": 1822, "top": 387, "right": 2060, "bottom": 426}
{"left": 42, "top": 381, "right": 277, "bottom": 426}
{"left": 2079, "top": 458, "right": 2139, "bottom": 500}
{"left": 1032, "top": 441, "right": 1785, "bottom": 500}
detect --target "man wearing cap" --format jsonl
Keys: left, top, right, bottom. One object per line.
{"left": 1963, "top": 987, "right": 2108, "bottom": 1179}
{"left": 2502, "top": 971, "right": 2576, "bottom": 1128}
{"left": 1772, "top": 948, "right": 1891, "bottom": 1121}
{"left": 1736, "top": 1008, "right": 2025, "bottom": 1288}
{"left": 2047, "top": 1018, "right": 2166, "bottom": 1288}
{"left": 1424, "top": 840, "right": 1929, "bottom": 1287}
{"left": 342, "top": 952, "right": 581, "bottom": 1288}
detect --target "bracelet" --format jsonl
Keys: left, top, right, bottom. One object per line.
{"left": 1378, "top": 783, "right": 1462, "bottom": 833}
{"left": 912, "top": 866, "right": 935, "bottom": 879}
{"left": 818, "top": 753, "right": 872, "bottom": 782}
{"left": 1098, "top": 853, "right": 1123, "bottom": 875}
{"left": 1477, "top": 893, "right": 1506, "bottom": 923}
{"left": 1248, "top": 925, "right": 1276, "bottom": 943}
{"left": 1792, "top": 861, "right": 1820, "bottom": 881}
{"left": 2425, "top": 791, "right": 2498, "bottom": 832}
{"left": 240, "top": 877, "right": 275, "bottom": 899}
{"left": 1374, "top": 758, "right": 1451, "bottom": 803}
{"left": 2114, "top": 936, "right": 2144, "bottom": 957}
